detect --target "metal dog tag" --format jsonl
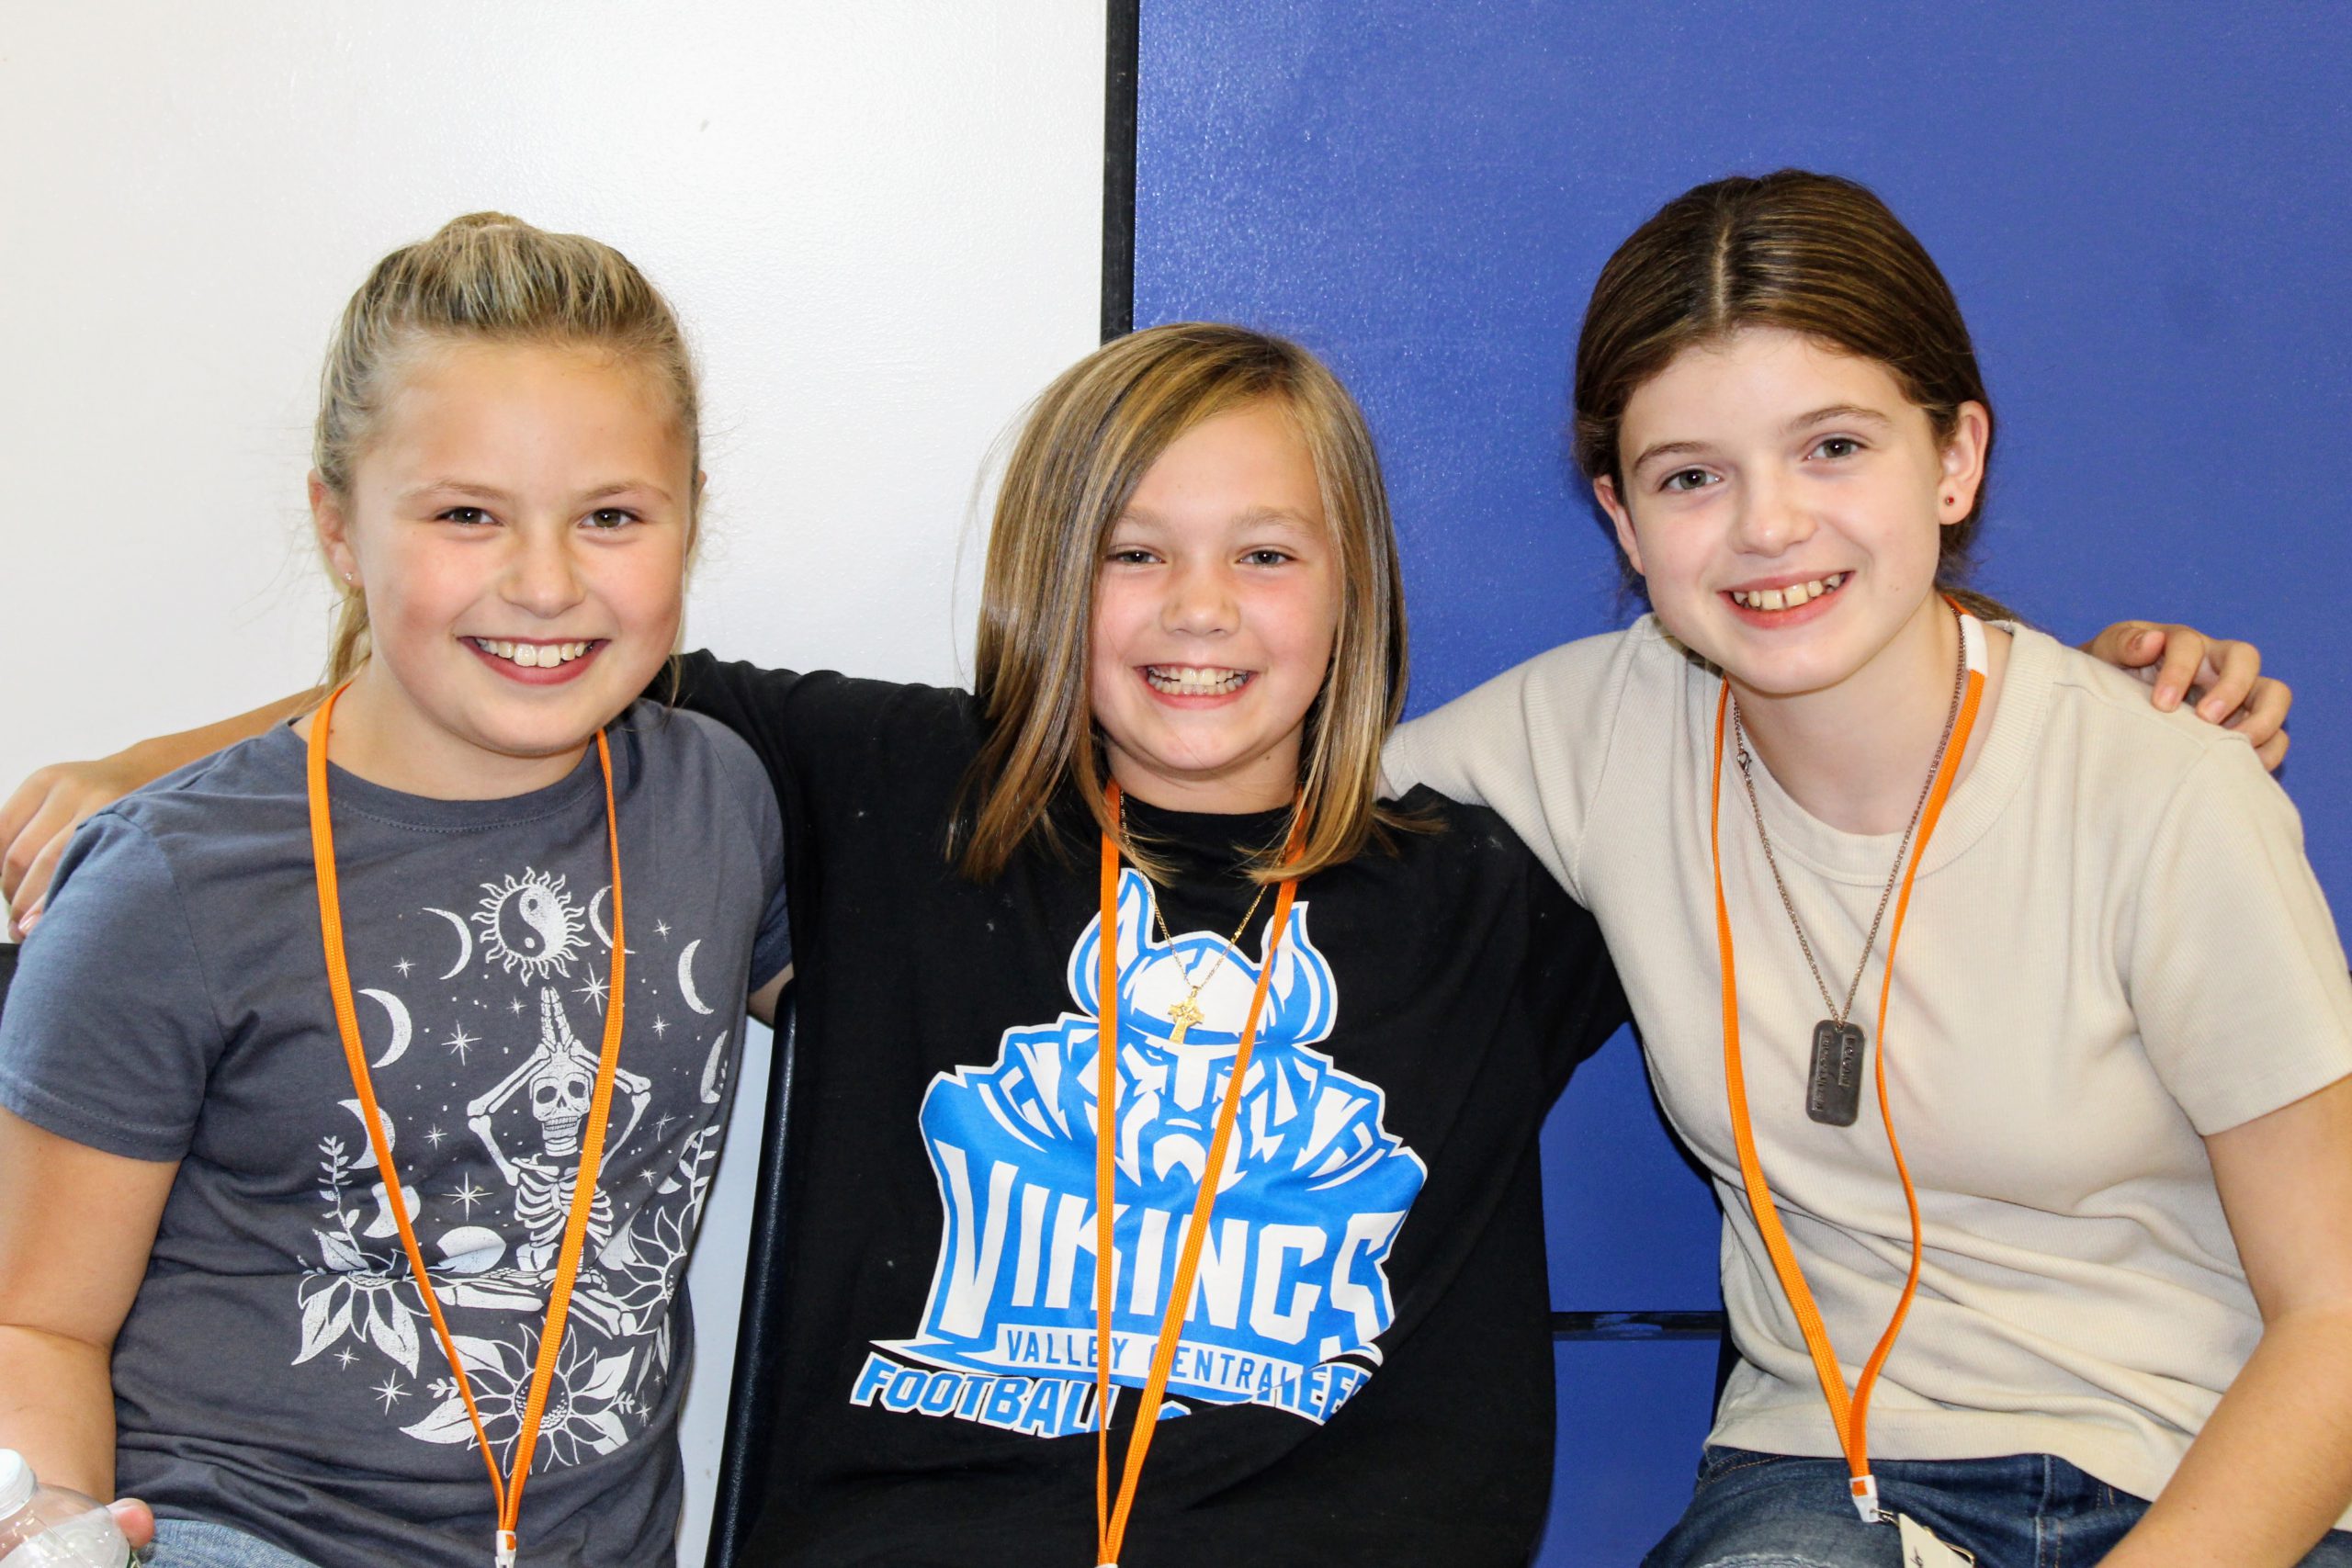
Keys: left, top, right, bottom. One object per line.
{"left": 1806, "top": 1020, "right": 1865, "bottom": 1126}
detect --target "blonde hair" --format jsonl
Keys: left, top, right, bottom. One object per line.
{"left": 314, "top": 212, "right": 700, "bottom": 684}
{"left": 958, "top": 321, "right": 1424, "bottom": 885}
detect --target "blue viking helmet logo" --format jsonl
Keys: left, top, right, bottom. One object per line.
{"left": 877, "top": 871, "right": 1429, "bottom": 1427}
{"left": 1068, "top": 870, "right": 1342, "bottom": 1199}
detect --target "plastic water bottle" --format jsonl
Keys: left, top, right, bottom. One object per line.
{"left": 0, "top": 1452, "right": 131, "bottom": 1567}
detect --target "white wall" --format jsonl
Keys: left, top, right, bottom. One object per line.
{"left": 0, "top": 4, "right": 1104, "bottom": 1561}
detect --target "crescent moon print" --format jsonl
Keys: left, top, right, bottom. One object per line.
{"left": 585, "top": 886, "right": 634, "bottom": 956}
{"left": 678, "top": 939, "right": 715, "bottom": 1016}
{"left": 357, "top": 987, "right": 413, "bottom": 1067}
{"left": 699, "top": 1032, "right": 728, "bottom": 1104}
{"left": 424, "top": 907, "right": 473, "bottom": 979}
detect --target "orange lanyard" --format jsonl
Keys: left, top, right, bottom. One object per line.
{"left": 1092, "top": 782, "right": 1302, "bottom": 1567}
{"left": 1707, "top": 613, "right": 1984, "bottom": 1523}
{"left": 306, "top": 682, "right": 629, "bottom": 1568}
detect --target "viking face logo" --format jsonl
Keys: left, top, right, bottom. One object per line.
{"left": 872, "top": 872, "right": 1428, "bottom": 1427}
{"left": 1068, "top": 873, "right": 1370, "bottom": 1206}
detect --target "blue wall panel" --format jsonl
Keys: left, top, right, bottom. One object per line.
{"left": 1134, "top": 4, "right": 2349, "bottom": 1559}
{"left": 1545, "top": 1337, "right": 1720, "bottom": 1564}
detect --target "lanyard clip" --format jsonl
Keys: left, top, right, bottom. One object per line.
{"left": 1850, "top": 1472, "right": 1885, "bottom": 1524}
{"left": 494, "top": 1529, "right": 519, "bottom": 1568}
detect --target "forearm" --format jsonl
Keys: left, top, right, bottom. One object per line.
{"left": 2103, "top": 1307, "right": 2352, "bottom": 1567}
{"left": 5, "top": 688, "right": 322, "bottom": 930}
{"left": 0, "top": 1324, "right": 119, "bottom": 1500}
{"left": 124, "top": 689, "right": 322, "bottom": 777}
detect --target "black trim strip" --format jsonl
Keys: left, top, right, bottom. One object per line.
{"left": 1101, "top": 0, "right": 1140, "bottom": 342}
{"left": 1550, "top": 1310, "right": 1727, "bottom": 1342}
{"left": 705, "top": 1009, "right": 799, "bottom": 1568}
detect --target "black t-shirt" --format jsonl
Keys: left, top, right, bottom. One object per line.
{"left": 673, "top": 655, "right": 1628, "bottom": 1567}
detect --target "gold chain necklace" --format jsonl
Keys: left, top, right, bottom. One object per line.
{"left": 1117, "top": 825, "right": 1273, "bottom": 1044}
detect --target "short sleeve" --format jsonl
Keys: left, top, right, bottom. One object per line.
{"left": 743, "top": 760, "right": 794, "bottom": 991}
{"left": 669, "top": 651, "right": 808, "bottom": 825}
{"left": 1381, "top": 630, "right": 1647, "bottom": 908}
{"left": 0, "top": 811, "right": 226, "bottom": 1160}
{"left": 2128, "top": 746, "right": 2352, "bottom": 1134}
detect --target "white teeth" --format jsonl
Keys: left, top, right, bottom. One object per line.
{"left": 1145, "top": 665, "right": 1249, "bottom": 695}
{"left": 1733, "top": 573, "right": 1846, "bottom": 611}
{"left": 473, "top": 637, "right": 593, "bottom": 666}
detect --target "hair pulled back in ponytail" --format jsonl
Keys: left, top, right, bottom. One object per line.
{"left": 1573, "top": 170, "right": 2014, "bottom": 621}
{"left": 314, "top": 213, "right": 700, "bottom": 684}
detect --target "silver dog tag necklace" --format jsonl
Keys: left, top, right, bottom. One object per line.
{"left": 1731, "top": 620, "right": 1966, "bottom": 1127}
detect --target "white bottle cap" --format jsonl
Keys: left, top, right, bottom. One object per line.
{"left": 0, "top": 1450, "right": 30, "bottom": 1517}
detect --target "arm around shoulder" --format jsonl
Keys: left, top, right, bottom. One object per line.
{"left": 1382, "top": 628, "right": 1649, "bottom": 904}
{"left": 3, "top": 688, "right": 317, "bottom": 933}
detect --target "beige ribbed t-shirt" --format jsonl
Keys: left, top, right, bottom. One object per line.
{"left": 1384, "top": 617, "right": 2352, "bottom": 1517}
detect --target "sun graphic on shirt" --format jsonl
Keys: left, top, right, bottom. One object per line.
{"left": 471, "top": 868, "right": 587, "bottom": 982}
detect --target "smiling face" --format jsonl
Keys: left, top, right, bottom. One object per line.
{"left": 1596, "top": 327, "right": 1986, "bottom": 708}
{"left": 314, "top": 339, "right": 695, "bottom": 797}
{"left": 1088, "top": 400, "right": 1342, "bottom": 814}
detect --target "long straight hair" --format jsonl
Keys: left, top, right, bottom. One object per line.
{"left": 957, "top": 322, "right": 1422, "bottom": 884}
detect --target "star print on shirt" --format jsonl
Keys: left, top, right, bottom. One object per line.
{"left": 444, "top": 1023, "right": 478, "bottom": 1064}
{"left": 394, "top": 957, "right": 415, "bottom": 977}
{"left": 575, "top": 969, "right": 610, "bottom": 1010}
{"left": 449, "top": 1175, "right": 490, "bottom": 1217}
{"left": 371, "top": 1375, "right": 407, "bottom": 1412}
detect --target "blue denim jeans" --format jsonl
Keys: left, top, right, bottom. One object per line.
{"left": 148, "top": 1518, "right": 322, "bottom": 1568}
{"left": 1643, "top": 1448, "right": 2352, "bottom": 1568}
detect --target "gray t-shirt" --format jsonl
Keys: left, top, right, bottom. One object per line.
{"left": 0, "top": 705, "right": 792, "bottom": 1567}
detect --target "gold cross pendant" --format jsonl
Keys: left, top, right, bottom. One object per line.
{"left": 1165, "top": 996, "right": 1204, "bottom": 1044}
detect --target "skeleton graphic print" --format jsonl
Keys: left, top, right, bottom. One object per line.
{"left": 294, "top": 864, "right": 741, "bottom": 1469}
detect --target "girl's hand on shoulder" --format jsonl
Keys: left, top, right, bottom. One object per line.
{"left": 2083, "top": 621, "right": 2291, "bottom": 771}
{"left": 2, "top": 754, "right": 150, "bottom": 939}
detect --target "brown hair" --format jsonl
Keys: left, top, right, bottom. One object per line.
{"left": 957, "top": 322, "right": 1423, "bottom": 884}
{"left": 313, "top": 212, "right": 701, "bottom": 684}
{"left": 1572, "top": 170, "right": 2012, "bottom": 620}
